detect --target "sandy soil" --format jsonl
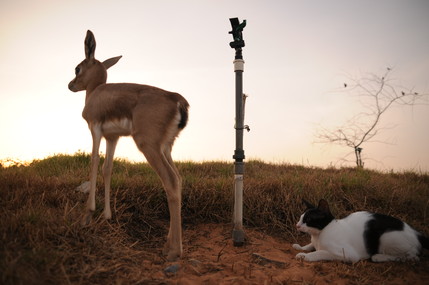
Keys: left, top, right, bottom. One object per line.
{"left": 142, "top": 223, "right": 429, "bottom": 285}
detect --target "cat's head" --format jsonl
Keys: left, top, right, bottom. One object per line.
{"left": 296, "top": 199, "right": 335, "bottom": 235}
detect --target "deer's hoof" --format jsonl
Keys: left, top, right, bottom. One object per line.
{"left": 81, "top": 210, "right": 93, "bottom": 226}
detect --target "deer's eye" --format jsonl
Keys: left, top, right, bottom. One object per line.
{"left": 75, "top": 67, "right": 80, "bottom": 75}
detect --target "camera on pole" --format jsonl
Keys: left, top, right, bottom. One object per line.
{"left": 229, "top": 18, "right": 246, "bottom": 51}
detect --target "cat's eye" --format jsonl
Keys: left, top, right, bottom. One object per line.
{"left": 305, "top": 217, "right": 311, "bottom": 223}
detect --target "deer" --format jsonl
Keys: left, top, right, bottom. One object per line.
{"left": 68, "top": 30, "right": 189, "bottom": 261}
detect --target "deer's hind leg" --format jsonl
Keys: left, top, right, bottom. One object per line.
{"left": 161, "top": 142, "right": 182, "bottom": 255}
{"left": 134, "top": 137, "right": 182, "bottom": 261}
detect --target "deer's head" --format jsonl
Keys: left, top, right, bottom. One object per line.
{"left": 68, "top": 30, "right": 121, "bottom": 93}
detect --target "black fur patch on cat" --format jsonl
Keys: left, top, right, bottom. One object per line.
{"left": 363, "top": 213, "right": 404, "bottom": 256}
{"left": 418, "top": 234, "right": 429, "bottom": 250}
{"left": 302, "top": 199, "right": 335, "bottom": 230}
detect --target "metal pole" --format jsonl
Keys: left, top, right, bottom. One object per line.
{"left": 233, "top": 56, "right": 245, "bottom": 246}
{"left": 229, "top": 18, "right": 247, "bottom": 247}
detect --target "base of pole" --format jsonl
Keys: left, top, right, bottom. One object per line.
{"left": 232, "top": 227, "right": 245, "bottom": 247}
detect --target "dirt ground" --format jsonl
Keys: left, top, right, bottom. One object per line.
{"left": 142, "top": 223, "right": 429, "bottom": 285}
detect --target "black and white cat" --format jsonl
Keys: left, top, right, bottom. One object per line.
{"left": 293, "top": 199, "right": 428, "bottom": 263}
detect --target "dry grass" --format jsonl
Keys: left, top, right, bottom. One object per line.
{"left": 1, "top": 153, "right": 428, "bottom": 284}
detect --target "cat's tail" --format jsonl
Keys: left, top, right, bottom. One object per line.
{"left": 418, "top": 234, "right": 429, "bottom": 250}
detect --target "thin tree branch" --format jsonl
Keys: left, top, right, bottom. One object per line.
{"left": 315, "top": 67, "right": 428, "bottom": 168}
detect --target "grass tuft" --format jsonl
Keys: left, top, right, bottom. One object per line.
{"left": 1, "top": 153, "right": 428, "bottom": 283}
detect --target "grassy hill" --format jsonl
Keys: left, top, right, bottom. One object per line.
{"left": 1, "top": 153, "right": 428, "bottom": 284}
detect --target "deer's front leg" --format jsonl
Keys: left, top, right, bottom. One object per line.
{"left": 102, "top": 137, "right": 119, "bottom": 220}
{"left": 83, "top": 124, "right": 102, "bottom": 225}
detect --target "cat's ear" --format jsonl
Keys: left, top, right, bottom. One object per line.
{"left": 302, "top": 199, "right": 315, "bottom": 209}
{"left": 317, "top": 199, "right": 332, "bottom": 215}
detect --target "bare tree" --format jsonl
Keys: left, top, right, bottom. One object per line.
{"left": 316, "top": 67, "right": 427, "bottom": 168}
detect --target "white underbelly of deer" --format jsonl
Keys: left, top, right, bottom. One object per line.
{"left": 102, "top": 118, "right": 133, "bottom": 137}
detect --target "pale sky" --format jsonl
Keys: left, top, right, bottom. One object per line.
{"left": 1, "top": 0, "right": 428, "bottom": 171}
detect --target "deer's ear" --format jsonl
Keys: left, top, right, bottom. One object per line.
{"left": 102, "top": 56, "right": 122, "bottom": 70}
{"left": 85, "top": 30, "right": 96, "bottom": 59}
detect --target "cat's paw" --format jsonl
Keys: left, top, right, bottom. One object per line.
{"left": 292, "top": 244, "right": 303, "bottom": 251}
{"left": 295, "top": 252, "right": 308, "bottom": 260}
{"left": 371, "top": 254, "right": 397, "bottom": 262}
{"left": 406, "top": 255, "right": 420, "bottom": 262}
